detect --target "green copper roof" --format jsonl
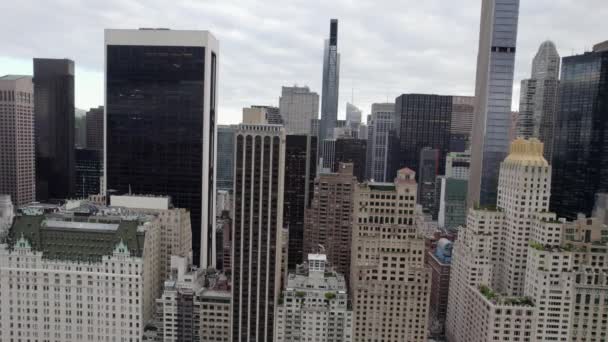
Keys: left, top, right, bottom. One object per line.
{"left": 368, "top": 184, "right": 396, "bottom": 191}
{"left": 8, "top": 215, "right": 146, "bottom": 262}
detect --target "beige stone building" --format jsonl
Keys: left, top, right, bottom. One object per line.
{"left": 350, "top": 168, "right": 431, "bottom": 342}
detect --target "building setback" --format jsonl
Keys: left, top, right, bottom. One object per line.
{"left": 467, "top": 0, "right": 520, "bottom": 208}
{"left": 279, "top": 86, "right": 319, "bottom": 135}
{"left": 231, "top": 124, "right": 285, "bottom": 342}
{"left": 33, "top": 58, "right": 75, "bottom": 201}
{"left": 551, "top": 42, "right": 608, "bottom": 219}
{"left": 350, "top": 168, "right": 431, "bottom": 342}
{"left": 390, "top": 94, "right": 452, "bottom": 181}
{"left": 104, "top": 28, "right": 218, "bottom": 268}
{"left": 304, "top": 163, "right": 356, "bottom": 281}
{"left": 0, "top": 75, "right": 35, "bottom": 206}
{"left": 284, "top": 135, "right": 317, "bottom": 269}
{"left": 334, "top": 138, "right": 367, "bottom": 182}
{"left": 86, "top": 105, "right": 104, "bottom": 150}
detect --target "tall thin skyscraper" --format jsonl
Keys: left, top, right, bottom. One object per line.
{"left": 517, "top": 41, "right": 560, "bottom": 161}
{"left": 551, "top": 42, "right": 608, "bottom": 219}
{"left": 319, "top": 19, "right": 340, "bottom": 157}
{"left": 390, "top": 94, "right": 452, "bottom": 180}
{"left": 0, "top": 75, "right": 35, "bottom": 206}
{"left": 467, "top": 0, "right": 520, "bottom": 208}
{"left": 86, "top": 106, "right": 104, "bottom": 150}
{"left": 279, "top": 86, "right": 319, "bottom": 135}
{"left": 104, "top": 28, "right": 219, "bottom": 268}
{"left": 231, "top": 124, "right": 285, "bottom": 342}
{"left": 284, "top": 134, "right": 317, "bottom": 269}
{"left": 33, "top": 58, "right": 75, "bottom": 201}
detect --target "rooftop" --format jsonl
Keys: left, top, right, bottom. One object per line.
{"left": 0, "top": 75, "right": 31, "bottom": 81}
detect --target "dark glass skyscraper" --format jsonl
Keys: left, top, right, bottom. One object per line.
{"left": 217, "top": 125, "right": 236, "bottom": 191}
{"left": 86, "top": 106, "right": 104, "bottom": 150}
{"left": 33, "top": 58, "right": 75, "bottom": 201}
{"left": 319, "top": 19, "right": 340, "bottom": 159}
{"left": 390, "top": 94, "right": 452, "bottom": 180}
{"left": 334, "top": 137, "right": 367, "bottom": 182}
{"left": 551, "top": 42, "right": 608, "bottom": 219}
{"left": 284, "top": 134, "right": 317, "bottom": 269}
{"left": 75, "top": 148, "right": 102, "bottom": 198}
{"left": 104, "top": 29, "right": 218, "bottom": 268}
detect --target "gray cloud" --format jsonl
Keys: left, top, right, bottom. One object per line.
{"left": 0, "top": 0, "right": 606, "bottom": 123}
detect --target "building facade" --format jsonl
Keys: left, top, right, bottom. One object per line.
{"left": 517, "top": 41, "right": 560, "bottom": 161}
{"left": 275, "top": 254, "right": 352, "bottom": 342}
{"left": 319, "top": 19, "right": 340, "bottom": 161}
{"left": 279, "top": 86, "right": 319, "bottom": 135}
{"left": 551, "top": 42, "right": 608, "bottom": 219}
{"left": 104, "top": 28, "right": 218, "bottom": 268}
{"left": 366, "top": 103, "right": 394, "bottom": 182}
{"left": 0, "top": 75, "right": 35, "bottom": 206}
{"left": 242, "top": 105, "right": 281, "bottom": 125}
{"left": 75, "top": 148, "right": 103, "bottom": 198}
{"left": 467, "top": 0, "right": 520, "bottom": 208}
{"left": 217, "top": 125, "right": 236, "bottom": 191}
{"left": 304, "top": 163, "right": 356, "bottom": 280}
{"left": 350, "top": 168, "right": 431, "bottom": 342}
{"left": 450, "top": 96, "right": 475, "bottom": 152}
{"left": 390, "top": 94, "right": 452, "bottom": 180}
{"left": 231, "top": 124, "right": 285, "bottom": 342}
{"left": 426, "top": 238, "right": 453, "bottom": 338}
{"left": 33, "top": 58, "right": 75, "bottom": 201}
{"left": 321, "top": 139, "right": 336, "bottom": 171}
{"left": 334, "top": 138, "right": 367, "bottom": 182}
{"left": 284, "top": 135, "right": 317, "bottom": 269}
{"left": 418, "top": 147, "right": 440, "bottom": 217}
{"left": 86, "top": 106, "right": 104, "bottom": 150}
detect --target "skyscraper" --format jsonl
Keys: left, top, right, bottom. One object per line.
{"left": 551, "top": 41, "right": 608, "bottom": 219}
{"left": 346, "top": 102, "right": 362, "bottom": 126}
{"left": 104, "top": 28, "right": 218, "bottom": 268}
{"left": 217, "top": 125, "right": 236, "bottom": 191}
{"left": 351, "top": 168, "right": 431, "bottom": 342}
{"left": 418, "top": 147, "right": 440, "bottom": 217}
{"left": 517, "top": 41, "right": 560, "bottom": 161}
{"left": 366, "top": 103, "right": 394, "bottom": 182}
{"left": 284, "top": 134, "right": 317, "bottom": 269}
{"left": 279, "top": 86, "right": 319, "bottom": 135}
{"left": 242, "top": 105, "right": 282, "bottom": 125}
{"left": 0, "top": 75, "right": 35, "bottom": 206}
{"left": 231, "top": 124, "right": 285, "bottom": 342}
{"left": 33, "top": 58, "right": 75, "bottom": 201}
{"left": 319, "top": 19, "right": 340, "bottom": 157}
{"left": 449, "top": 96, "right": 475, "bottom": 152}
{"left": 86, "top": 105, "right": 104, "bottom": 150}
{"left": 390, "top": 94, "right": 452, "bottom": 180}
{"left": 467, "top": 0, "right": 520, "bottom": 208}
{"left": 334, "top": 137, "right": 367, "bottom": 182}
{"left": 304, "top": 163, "right": 356, "bottom": 280}
{"left": 75, "top": 148, "right": 102, "bottom": 197}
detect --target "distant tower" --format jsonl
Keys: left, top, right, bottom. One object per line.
{"left": 231, "top": 124, "right": 285, "bottom": 342}
{"left": 279, "top": 86, "right": 319, "bottom": 135}
{"left": 319, "top": 19, "right": 340, "bottom": 160}
{"left": 467, "top": 0, "right": 520, "bottom": 208}
{"left": 517, "top": 41, "right": 560, "bottom": 161}
{"left": 86, "top": 106, "right": 104, "bottom": 150}
{"left": 33, "top": 58, "right": 75, "bottom": 201}
{"left": 0, "top": 75, "right": 35, "bottom": 206}
{"left": 366, "top": 103, "right": 394, "bottom": 182}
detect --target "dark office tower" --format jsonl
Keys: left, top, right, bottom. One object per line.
{"left": 467, "top": 0, "right": 520, "bottom": 208}
{"left": 86, "top": 106, "right": 104, "bottom": 150}
{"left": 105, "top": 29, "right": 219, "bottom": 268}
{"left": 74, "top": 112, "right": 87, "bottom": 148}
{"left": 551, "top": 42, "right": 608, "bottom": 219}
{"left": 321, "top": 139, "right": 336, "bottom": 171}
{"left": 75, "top": 148, "right": 102, "bottom": 198}
{"left": 319, "top": 19, "right": 340, "bottom": 159}
{"left": 449, "top": 96, "right": 475, "bottom": 152}
{"left": 418, "top": 147, "right": 440, "bottom": 217}
{"left": 390, "top": 94, "right": 452, "bottom": 180}
{"left": 232, "top": 124, "right": 285, "bottom": 342}
{"left": 334, "top": 137, "right": 367, "bottom": 182}
{"left": 217, "top": 125, "right": 236, "bottom": 191}
{"left": 284, "top": 134, "right": 317, "bottom": 269}
{"left": 33, "top": 58, "right": 75, "bottom": 201}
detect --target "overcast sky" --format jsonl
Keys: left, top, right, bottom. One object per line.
{"left": 0, "top": 0, "right": 606, "bottom": 124}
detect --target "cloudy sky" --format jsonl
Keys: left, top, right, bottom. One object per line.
{"left": 0, "top": 0, "right": 606, "bottom": 124}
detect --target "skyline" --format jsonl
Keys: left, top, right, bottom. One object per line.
{"left": 0, "top": 0, "right": 607, "bottom": 124}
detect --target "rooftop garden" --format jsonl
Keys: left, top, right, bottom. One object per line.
{"left": 478, "top": 285, "right": 534, "bottom": 307}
